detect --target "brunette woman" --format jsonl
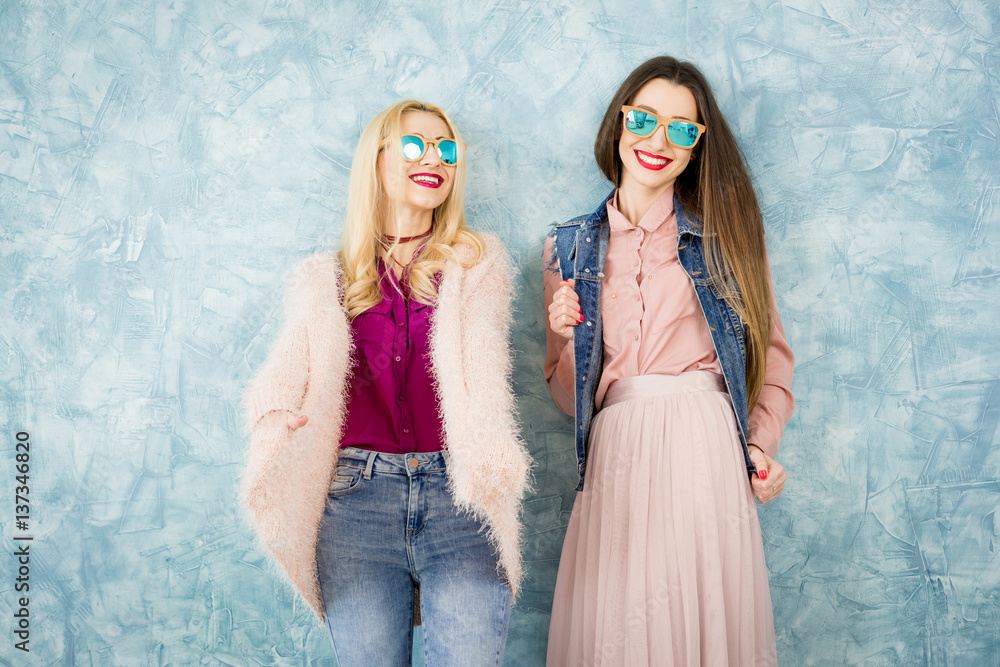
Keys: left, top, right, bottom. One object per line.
{"left": 242, "top": 100, "right": 530, "bottom": 666}
{"left": 543, "top": 57, "right": 794, "bottom": 665}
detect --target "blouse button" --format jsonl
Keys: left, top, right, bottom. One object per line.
{"left": 634, "top": 295, "right": 640, "bottom": 301}
{"left": 633, "top": 260, "right": 639, "bottom": 267}
{"left": 403, "top": 428, "right": 410, "bottom": 434}
{"left": 633, "top": 334, "right": 639, "bottom": 341}
{"left": 395, "top": 355, "right": 402, "bottom": 362}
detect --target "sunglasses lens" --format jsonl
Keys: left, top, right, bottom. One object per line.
{"left": 437, "top": 139, "right": 458, "bottom": 165}
{"left": 624, "top": 109, "right": 657, "bottom": 136}
{"left": 401, "top": 135, "right": 425, "bottom": 161}
{"left": 667, "top": 121, "right": 700, "bottom": 148}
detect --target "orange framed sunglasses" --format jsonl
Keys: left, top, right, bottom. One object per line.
{"left": 621, "top": 106, "right": 706, "bottom": 148}
{"left": 380, "top": 133, "right": 464, "bottom": 165}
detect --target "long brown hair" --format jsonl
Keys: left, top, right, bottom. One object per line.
{"left": 594, "top": 56, "right": 773, "bottom": 410}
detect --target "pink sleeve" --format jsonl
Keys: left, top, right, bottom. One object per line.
{"left": 543, "top": 236, "right": 576, "bottom": 416}
{"left": 746, "top": 266, "right": 795, "bottom": 459}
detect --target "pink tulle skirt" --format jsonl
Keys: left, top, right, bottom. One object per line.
{"left": 547, "top": 372, "right": 777, "bottom": 666}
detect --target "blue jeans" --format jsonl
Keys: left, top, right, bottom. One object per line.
{"left": 316, "top": 447, "right": 512, "bottom": 666}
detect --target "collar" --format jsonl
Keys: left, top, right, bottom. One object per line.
{"left": 607, "top": 186, "right": 675, "bottom": 234}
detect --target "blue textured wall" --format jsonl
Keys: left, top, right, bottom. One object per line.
{"left": 1, "top": 0, "right": 998, "bottom": 664}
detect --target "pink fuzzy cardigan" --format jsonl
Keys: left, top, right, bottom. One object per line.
{"left": 241, "top": 234, "right": 531, "bottom": 619}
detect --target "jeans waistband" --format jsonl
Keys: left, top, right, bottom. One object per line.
{"left": 337, "top": 446, "right": 448, "bottom": 476}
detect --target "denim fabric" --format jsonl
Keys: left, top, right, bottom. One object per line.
{"left": 548, "top": 190, "right": 756, "bottom": 491}
{"left": 316, "top": 446, "right": 511, "bottom": 667}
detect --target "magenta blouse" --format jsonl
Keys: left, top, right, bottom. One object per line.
{"left": 340, "top": 261, "right": 446, "bottom": 454}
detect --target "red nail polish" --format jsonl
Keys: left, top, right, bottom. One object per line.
{"left": 759, "top": 469, "right": 767, "bottom": 480}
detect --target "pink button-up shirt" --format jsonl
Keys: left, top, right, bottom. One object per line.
{"left": 544, "top": 186, "right": 795, "bottom": 457}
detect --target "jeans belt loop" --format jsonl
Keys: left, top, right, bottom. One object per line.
{"left": 363, "top": 450, "right": 377, "bottom": 480}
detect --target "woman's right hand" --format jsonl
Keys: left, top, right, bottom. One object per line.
{"left": 287, "top": 414, "right": 308, "bottom": 430}
{"left": 547, "top": 279, "right": 583, "bottom": 340}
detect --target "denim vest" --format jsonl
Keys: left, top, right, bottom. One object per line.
{"left": 548, "top": 190, "right": 757, "bottom": 491}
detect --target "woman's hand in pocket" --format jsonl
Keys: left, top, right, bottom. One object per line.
{"left": 262, "top": 411, "right": 308, "bottom": 431}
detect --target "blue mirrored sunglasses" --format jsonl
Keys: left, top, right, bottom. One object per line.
{"left": 398, "top": 134, "right": 460, "bottom": 165}
{"left": 621, "top": 106, "right": 706, "bottom": 148}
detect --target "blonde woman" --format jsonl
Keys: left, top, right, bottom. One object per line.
{"left": 241, "top": 100, "right": 530, "bottom": 665}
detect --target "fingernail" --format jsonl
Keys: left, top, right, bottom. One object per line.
{"left": 579, "top": 314, "right": 585, "bottom": 322}
{"left": 759, "top": 469, "right": 768, "bottom": 480}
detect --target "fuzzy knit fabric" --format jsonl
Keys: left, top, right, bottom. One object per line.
{"left": 241, "top": 234, "right": 531, "bottom": 620}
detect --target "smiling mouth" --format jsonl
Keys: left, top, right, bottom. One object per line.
{"left": 635, "top": 150, "right": 672, "bottom": 171}
{"left": 410, "top": 173, "right": 444, "bottom": 188}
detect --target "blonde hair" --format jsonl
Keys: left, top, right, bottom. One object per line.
{"left": 339, "top": 100, "right": 484, "bottom": 319}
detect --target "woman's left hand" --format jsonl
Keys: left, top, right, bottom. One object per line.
{"left": 748, "top": 445, "right": 786, "bottom": 504}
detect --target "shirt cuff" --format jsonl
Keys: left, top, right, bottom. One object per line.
{"left": 746, "top": 423, "right": 779, "bottom": 460}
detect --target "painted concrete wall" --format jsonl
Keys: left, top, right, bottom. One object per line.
{"left": 1, "top": 0, "right": 997, "bottom": 664}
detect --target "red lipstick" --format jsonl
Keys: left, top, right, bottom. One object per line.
{"left": 410, "top": 173, "right": 444, "bottom": 188}
{"left": 634, "top": 150, "right": 672, "bottom": 171}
